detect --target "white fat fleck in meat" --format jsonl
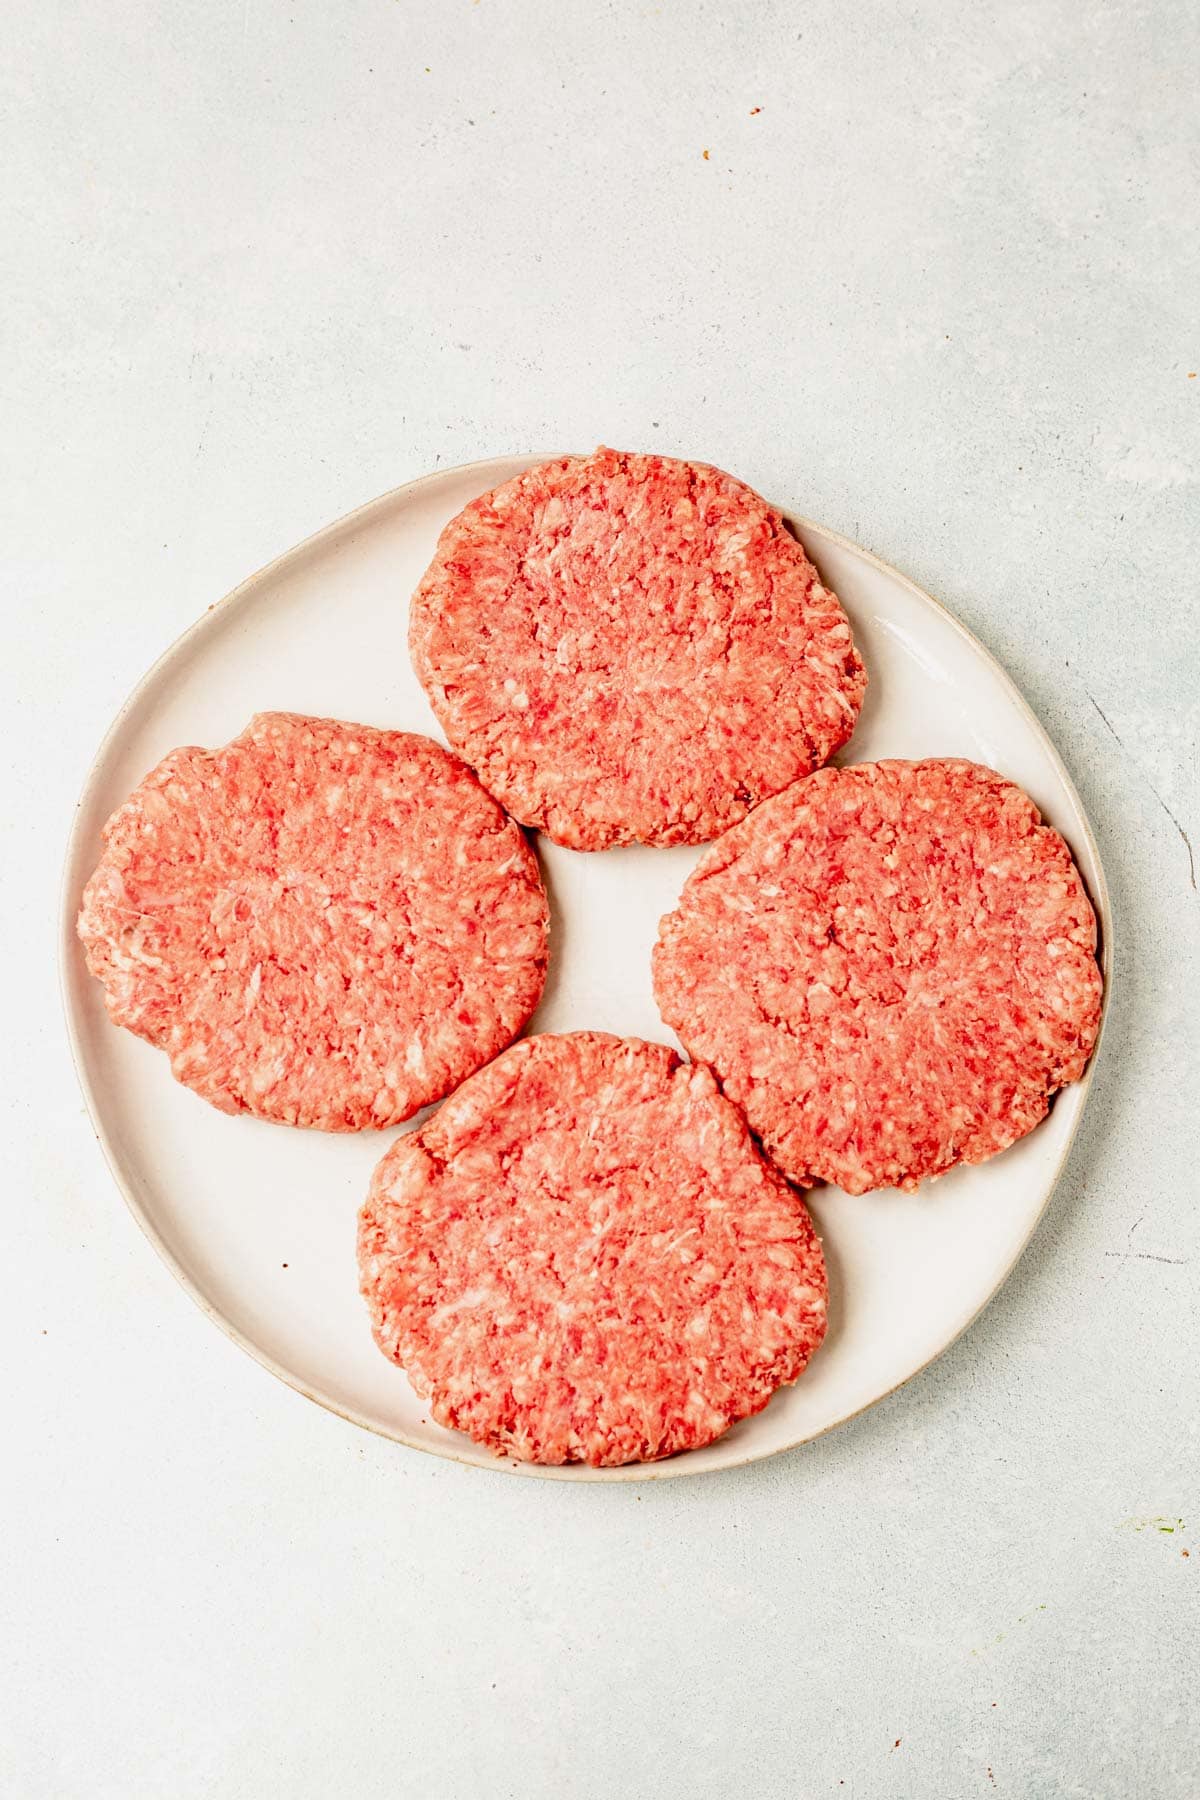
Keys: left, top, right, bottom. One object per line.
{"left": 243, "top": 962, "right": 262, "bottom": 1015}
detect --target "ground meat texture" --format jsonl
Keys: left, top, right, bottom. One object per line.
{"left": 409, "top": 448, "right": 866, "bottom": 850}
{"left": 358, "top": 1033, "right": 828, "bottom": 1466}
{"left": 77, "top": 713, "right": 549, "bottom": 1130}
{"left": 653, "top": 760, "right": 1103, "bottom": 1195}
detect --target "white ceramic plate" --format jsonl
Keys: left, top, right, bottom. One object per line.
{"left": 62, "top": 456, "right": 1111, "bottom": 1481}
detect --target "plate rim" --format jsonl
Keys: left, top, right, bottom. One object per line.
{"left": 59, "top": 454, "right": 1114, "bottom": 1483}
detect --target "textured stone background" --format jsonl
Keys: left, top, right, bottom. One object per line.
{"left": 3, "top": 3, "right": 1196, "bottom": 1795}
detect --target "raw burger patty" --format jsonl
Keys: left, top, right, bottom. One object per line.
{"left": 409, "top": 448, "right": 866, "bottom": 850}
{"left": 358, "top": 1032, "right": 828, "bottom": 1466}
{"left": 653, "top": 760, "right": 1103, "bottom": 1195}
{"left": 78, "top": 713, "right": 548, "bottom": 1130}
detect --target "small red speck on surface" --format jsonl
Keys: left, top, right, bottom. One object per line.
{"left": 282, "top": 1263, "right": 288, "bottom": 1269}
{"left": 1183, "top": 1549, "right": 1190, "bottom": 1557}
{"left": 750, "top": 106, "right": 762, "bottom": 114}
{"left": 893, "top": 1739, "right": 901, "bottom": 1750}
{"left": 702, "top": 148, "right": 710, "bottom": 160}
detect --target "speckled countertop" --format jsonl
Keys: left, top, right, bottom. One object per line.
{"left": 3, "top": 3, "right": 1196, "bottom": 1796}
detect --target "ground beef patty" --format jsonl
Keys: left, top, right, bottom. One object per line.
{"left": 653, "top": 760, "right": 1102, "bottom": 1195}
{"left": 409, "top": 448, "right": 866, "bottom": 850}
{"left": 358, "top": 1032, "right": 828, "bottom": 1466}
{"left": 78, "top": 713, "right": 548, "bottom": 1130}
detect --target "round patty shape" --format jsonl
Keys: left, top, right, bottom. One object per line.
{"left": 78, "top": 713, "right": 548, "bottom": 1130}
{"left": 409, "top": 448, "right": 866, "bottom": 850}
{"left": 653, "top": 760, "right": 1103, "bottom": 1195}
{"left": 359, "top": 1032, "right": 828, "bottom": 1466}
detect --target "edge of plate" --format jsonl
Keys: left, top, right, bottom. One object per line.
{"left": 58, "top": 455, "right": 1115, "bottom": 1484}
